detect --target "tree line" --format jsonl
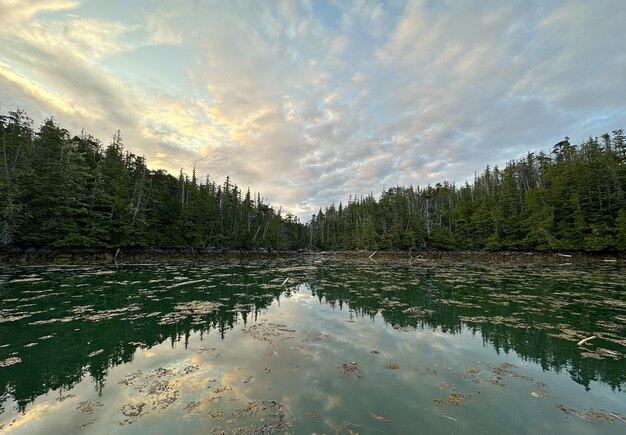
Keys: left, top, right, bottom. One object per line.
{"left": 0, "top": 110, "right": 307, "bottom": 250}
{"left": 1, "top": 109, "right": 624, "bottom": 252}
{"left": 310, "top": 132, "right": 626, "bottom": 251}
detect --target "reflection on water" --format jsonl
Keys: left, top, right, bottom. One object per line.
{"left": 0, "top": 258, "right": 624, "bottom": 434}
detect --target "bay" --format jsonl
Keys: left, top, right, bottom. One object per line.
{"left": 0, "top": 257, "right": 624, "bottom": 434}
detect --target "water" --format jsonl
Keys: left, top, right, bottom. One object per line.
{"left": 0, "top": 257, "right": 624, "bottom": 434}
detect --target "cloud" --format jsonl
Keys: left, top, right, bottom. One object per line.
{"left": 0, "top": 61, "right": 93, "bottom": 119}
{"left": 18, "top": 18, "right": 139, "bottom": 64}
{"left": 0, "top": 1, "right": 160, "bottom": 163}
{"left": 0, "top": 0, "right": 625, "bottom": 220}
{"left": 0, "top": 0, "right": 79, "bottom": 29}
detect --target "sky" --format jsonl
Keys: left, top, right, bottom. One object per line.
{"left": 1, "top": 0, "right": 625, "bottom": 220}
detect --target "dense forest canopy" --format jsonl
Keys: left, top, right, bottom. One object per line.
{"left": 311, "top": 131, "right": 626, "bottom": 251}
{"left": 0, "top": 110, "right": 306, "bottom": 250}
{"left": 1, "top": 109, "right": 625, "bottom": 251}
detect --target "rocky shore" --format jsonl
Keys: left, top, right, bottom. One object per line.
{"left": 1, "top": 247, "right": 622, "bottom": 266}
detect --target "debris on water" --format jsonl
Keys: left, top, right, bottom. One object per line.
{"left": 230, "top": 426, "right": 255, "bottom": 434}
{"left": 4, "top": 260, "right": 626, "bottom": 433}
{"left": 242, "top": 321, "right": 296, "bottom": 341}
{"left": 387, "top": 363, "right": 399, "bottom": 369}
{"left": 202, "top": 409, "right": 225, "bottom": 419}
{"left": 585, "top": 409, "right": 626, "bottom": 424}
{"left": 556, "top": 404, "right": 626, "bottom": 423}
{"left": 213, "top": 386, "right": 232, "bottom": 395}
{"left": 446, "top": 392, "right": 471, "bottom": 406}
{"left": 239, "top": 375, "right": 253, "bottom": 384}
{"left": 158, "top": 301, "right": 223, "bottom": 325}
{"left": 196, "top": 346, "right": 220, "bottom": 357}
{"left": 120, "top": 402, "right": 147, "bottom": 424}
{"left": 580, "top": 347, "right": 622, "bottom": 360}
{"left": 370, "top": 412, "right": 391, "bottom": 423}
{"left": 293, "top": 345, "right": 314, "bottom": 358}
{"left": 154, "top": 390, "right": 179, "bottom": 409}
{"left": 57, "top": 393, "right": 76, "bottom": 402}
{"left": 402, "top": 306, "right": 434, "bottom": 317}
{"left": 150, "top": 367, "right": 178, "bottom": 378}
{"left": 183, "top": 364, "right": 199, "bottom": 375}
{"left": 302, "top": 331, "right": 330, "bottom": 342}
{"left": 489, "top": 362, "right": 539, "bottom": 385}
{"left": 183, "top": 401, "right": 200, "bottom": 412}
{"left": 265, "top": 342, "right": 278, "bottom": 357}
{"left": 133, "top": 367, "right": 182, "bottom": 411}
{"left": 138, "top": 376, "right": 174, "bottom": 396}
{"left": 448, "top": 394, "right": 462, "bottom": 406}
{"left": 306, "top": 410, "right": 317, "bottom": 418}
{"left": 76, "top": 400, "right": 103, "bottom": 414}
{"left": 439, "top": 382, "right": 455, "bottom": 390}
{"left": 338, "top": 362, "right": 365, "bottom": 380}
{"left": 118, "top": 371, "right": 143, "bottom": 386}
{"left": 0, "top": 356, "right": 21, "bottom": 367}
{"left": 121, "top": 402, "right": 146, "bottom": 418}
{"left": 484, "top": 376, "right": 506, "bottom": 387}
{"left": 555, "top": 403, "right": 588, "bottom": 419}
{"left": 449, "top": 366, "right": 486, "bottom": 385}
{"left": 72, "top": 418, "right": 97, "bottom": 432}
{"left": 335, "top": 422, "right": 363, "bottom": 434}
{"left": 230, "top": 400, "right": 293, "bottom": 433}
{"left": 493, "top": 363, "right": 517, "bottom": 373}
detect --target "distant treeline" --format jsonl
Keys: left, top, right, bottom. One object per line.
{"left": 311, "top": 133, "right": 626, "bottom": 251}
{"left": 1, "top": 109, "right": 625, "bottom": 252}
{"left": 0, "top": 110, "right": 307, "bottom": 249}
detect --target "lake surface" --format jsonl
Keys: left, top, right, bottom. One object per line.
{"left": 0, "top": 257, "right": 625, "bottom": 434}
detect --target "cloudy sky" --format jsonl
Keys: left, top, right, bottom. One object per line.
{"left": 1, "top": 0, "right": 625, "bottom": 219}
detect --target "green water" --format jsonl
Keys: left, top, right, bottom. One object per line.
{"left": 0, "top": 257, "right": 624, "bottom": 434}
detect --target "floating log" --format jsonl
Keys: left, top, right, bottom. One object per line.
{"left": 577, "top": 336, "right": 596, "bottom": 346}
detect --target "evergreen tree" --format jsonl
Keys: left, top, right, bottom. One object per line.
{"left": 1, "top": 109, "right": 624, "bottom": 253}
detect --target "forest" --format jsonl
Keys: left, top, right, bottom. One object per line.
{"left": 311, "top": 132, "right": 626, "bottom": 251}
{"left": 0, "top": 110, "right": 307, "bottom": 250}
{"left": 1, "top": 109, "right": 625, "bottom": 252}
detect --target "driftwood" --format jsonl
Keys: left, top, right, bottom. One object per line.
{"left": 577, "top": 335, "right": 596, "bottom": 346}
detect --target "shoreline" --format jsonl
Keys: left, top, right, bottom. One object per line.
{"left": 1, "top": 247, "right": 623, "bottom": 266}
